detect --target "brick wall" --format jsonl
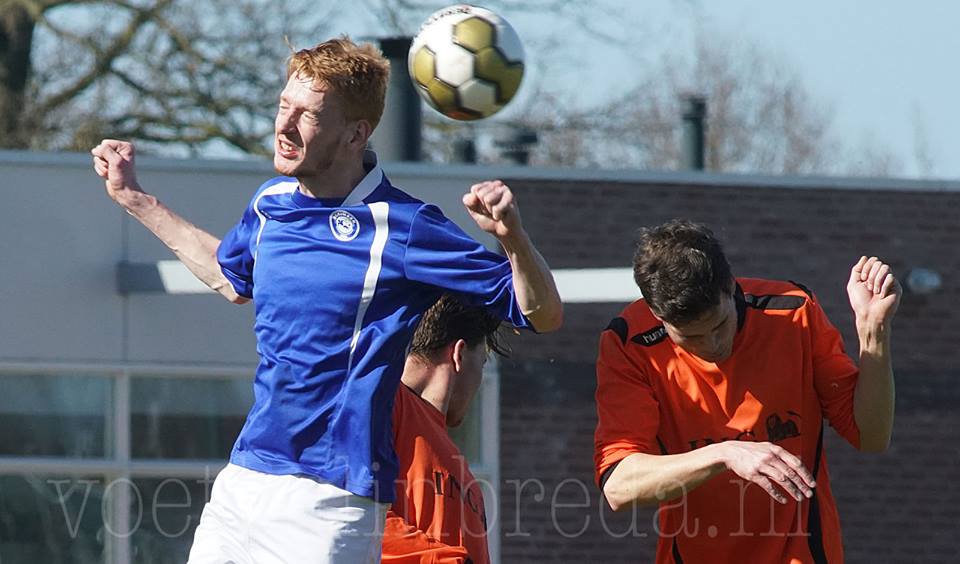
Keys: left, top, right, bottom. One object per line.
{"left": 497, "top": 177, "right": 960, "bottom": 562}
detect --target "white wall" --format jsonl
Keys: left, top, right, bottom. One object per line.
{"left": 0, "top": 150, "right": 500, "bottom": 367}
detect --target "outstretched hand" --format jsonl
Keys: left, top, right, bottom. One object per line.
{"left": 91, "top": 139, "right": 144, "bottom": 207}
{"left": 720, "top": 441, "right": 816, "bottom": 504}
{"left": 462, "top": 180, "right": 523, "bottom": 240}
{"left": 847, "top": 256, "right": 902, "bottom": 326}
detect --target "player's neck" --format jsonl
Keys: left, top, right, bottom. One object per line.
{"left": 297, "top": 156, "right": 367, "bottom": 200}
{"left": 401, "top": 357, "right": 453, "bottom": 418}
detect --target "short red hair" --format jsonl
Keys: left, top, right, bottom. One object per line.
{"left": 287, "top": 36, "right": 390, "bottom": 130}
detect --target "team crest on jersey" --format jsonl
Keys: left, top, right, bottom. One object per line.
{"left": 329, "top": 210, "right": 360, "bottom": 241}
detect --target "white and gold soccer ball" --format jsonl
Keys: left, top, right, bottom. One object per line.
{"left": 408, "top": 4, "right": 525, "bottom": 121}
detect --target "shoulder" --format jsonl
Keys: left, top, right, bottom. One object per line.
{"left": 739, "top": 278, "right": 815, "bottom": 311}
{"left": 249, "top": 176, "right": 298, "bottom": 205}
{"left": 375, "top": 178, "right": 426, "bottom": 206}
{"left": 602, "top": 299, "right": 668, "bottom": 349}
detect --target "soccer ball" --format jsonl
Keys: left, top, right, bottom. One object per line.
{"left": 408, "top": 4, "right": 525, "bottom": 121}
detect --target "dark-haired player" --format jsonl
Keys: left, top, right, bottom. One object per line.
{"left": 595, "top": 220, "right": 900, "bottom": 563}
{"left": 382, "top": 295, "right": 507, "bottom": 564}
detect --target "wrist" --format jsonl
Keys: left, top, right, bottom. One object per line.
{"left": 496, "top": 226, "right": 530, "bottom": 251}
{"left": 701, "top": 442, "right": 731, "bottom": 472}
{"left": 856, "top": 319, "right": 891, "bottom": 354}
{"left": 121, "top": 190, "right": 158, "bottom": 218}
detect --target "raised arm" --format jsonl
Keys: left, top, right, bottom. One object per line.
{"left": 462, "top": 180, "right": 562, "bottom": 332}
{"left": 91, "top": 139, "right": 247, "bottom": 304}
{"left": 847, "top": 256, "right": 901, "bottom": 452}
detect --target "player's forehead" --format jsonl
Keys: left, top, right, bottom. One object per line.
{"left": 279, "top": 75, "right": 339, "bottom": 111}
{"left": 668, "top": 298, "right": 731, "bottom": 336}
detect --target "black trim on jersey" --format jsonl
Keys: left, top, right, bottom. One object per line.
{"left": 605, "top": 317, "right": 629, "bottom": 345}
{"left": 631, "top": 325, "right": 668, "bottom": 347}
{"left": 735, "top": 284, "right": 748, "bottom": 331}
{"left": 743, "top": 293, "right": 807, "bottom": 311}
{"left": 789, "top": 280, "right": 815, "bottom": 300}
{"left": 600, "top": 439, "right": 669, "bottom": 492}
{"left": 807, "top": 427, "right": 828, "bottom": 564}
{"left": 599, "top": 463, "right": 618, "bottom": 491}
{"left": 672, "top": 538, "right": 685, "bottom": 564}
{"left": 656, "top": 436, "right": 669, "bottom": 455}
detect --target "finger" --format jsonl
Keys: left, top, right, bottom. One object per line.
{"left": 850, "top": 255, "right": 868, "bottom": 278}
{"left": 481, "top": 189, "right": 506, "bottom": 219}
{"left": 860, "top": 256, "right": 878, "bottom": 282}
{"left": 879, "top": 272, "right": 896, "bottom": 297}
{"left": 474, "top": 182, "right": 496, "bottom": 204}
{"left": 754, "top": 476, "right": 788, "bottom": 505}
{"left": 768, "top": 459, "right": 812, "bottom": 499}
{"left": 762, "top": 466, "right": 800, "bottom": 501}
{"left": 872, "top": 264, "right": 890, "bottom": 295}
{"left": 470, "top": 181, "right": 493, "bottom": 198}
{"left": 490, "top": 192, "right": 514, "bottom": 221}
{"left": 772, "top": 447, "right": 816, "bottom": 488}
{"left": 98, "top": 143, "right": 123, "bottom": 167}
{"left": 462, "top": 191, "right": 479, "bottom": 210}
{"left": 864, "top": 258, "right": 882, "bottom": 290}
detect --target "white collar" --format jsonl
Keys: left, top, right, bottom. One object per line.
{"left": 341, "top": 150, "right": 384, "bottom": 206}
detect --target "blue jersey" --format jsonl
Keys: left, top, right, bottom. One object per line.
{"left": 217, "top": 152, "right": 529, "bottom": 501}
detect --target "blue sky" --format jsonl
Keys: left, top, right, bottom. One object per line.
{"left": 278, "top": 1, "right": 958, "bottom": 179}
{"left": 352, "top": 0, "right": 959, "bottom": 179}
{"left": 532, "top": 0, "right": 960, "bottom": 178}
{"left": 693, "top": 0, "right": 960, "bottom": 178}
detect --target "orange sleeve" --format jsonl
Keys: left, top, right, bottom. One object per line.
{"left": 807, "top": 298, "right": 861, "bottom": 449}
{"left": 381, "top": 512, "right": 472, "bottom": 564}
{"left": 594, "top": 324, "right": 661, "bottom": 486}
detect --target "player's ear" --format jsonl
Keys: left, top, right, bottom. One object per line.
{"left": 348, "top": 119, "right": 372, "bottom": 148}
{"left": 451, "top": 339, "right": 468, "bottom": 373}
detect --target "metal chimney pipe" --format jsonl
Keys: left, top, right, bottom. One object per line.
{"left": 451, "top": 138, "right": 477, "bottom": 164}
{"left": 681, "top": 95, "right": 707, "bottom": 171}
{"left": 494, "top": 127, "right": 538, "bottom": 165}
{"left": 371, "top": 37, "right": 422, "bottom": 161}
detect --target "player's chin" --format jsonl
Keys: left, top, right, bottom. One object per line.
{"left": 273, "top": 154, "right": 301, "bottom": 177}
{"left": 697, "top": 349, "right": 731, "bottom": 363}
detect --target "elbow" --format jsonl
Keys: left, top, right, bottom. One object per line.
{"left": 602, "top": 480, "right": 651, "bottom": 512}
{"left": 603, "top": 486, "right": 627, "bottom": 512}
{"left": 531, "top": 303, "right": 564, "bottom": 333}
{"left": 542, "top": 307, "right": 564, "bottom": 333}
{"left": 858, "top": 437, "right": 891, "bottom": 454}
{"left": 220, "top": 286, "right": 249, "bottom": 304}
{"left": 857, "top": 430, "right": 892, "bottom": 454}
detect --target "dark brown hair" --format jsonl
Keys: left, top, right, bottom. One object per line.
{"left": 632, "top": 220, "right": 733, "bottom": 325}
{"left": 409, "top": 295, "right": 508, "bottom": 360}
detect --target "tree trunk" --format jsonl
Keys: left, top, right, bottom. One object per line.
{"left": 0, "top": 5, "right": 36, "bottom": 148}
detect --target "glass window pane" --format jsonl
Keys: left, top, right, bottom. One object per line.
{"left": 130, "top": 377, "right": 252, "bottom": 459}
{"left": 128, "top": 477, "right": 209, "bottom": 564}
{"left": 0, "top": 474, "right": 106, "bottom": 564}
{"left": 0, "top": 373, "right": 111, "bottom": 457}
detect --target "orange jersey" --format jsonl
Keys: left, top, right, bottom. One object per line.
{"left": 381, "top": 514, "right": 471, "bottom": 564}
{"left": 595, "top": 279, "right": 860, "bottom": 564}
{"left": 383, "top": 385, "right": 489, "bottom": 564}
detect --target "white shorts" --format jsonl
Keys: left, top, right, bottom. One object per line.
{"left": 187, "top": 463, "right": 387, "bottom": 564}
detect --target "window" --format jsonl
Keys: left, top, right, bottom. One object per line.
{"left": 130, "top": 376, "right": 251, "bottom": 460}
{"left": 0, "top": 360, "right": 501, "bottom": 563}
{"left": 0, "top": 373, "right": 111, "bottom": 458}
{"left": 0, "top": 366, "right": 247, "bottom": 564}
{"left": 0, "top": 474, "right": 107, "bottom": 564}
